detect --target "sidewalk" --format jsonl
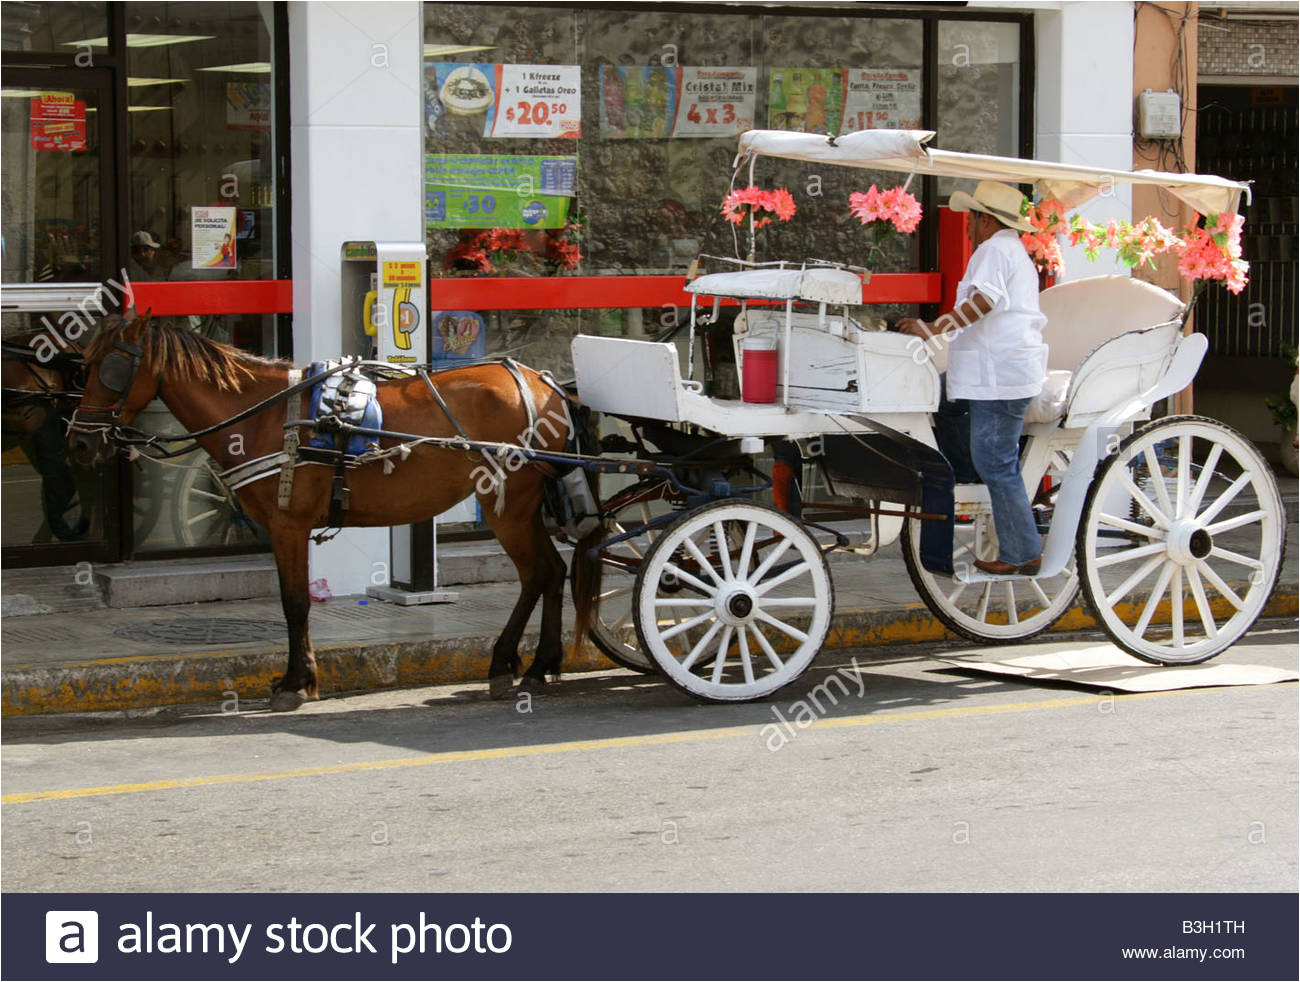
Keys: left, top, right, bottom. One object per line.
{"left": 3, "top": 479, "right": 1296, "bottom": 716}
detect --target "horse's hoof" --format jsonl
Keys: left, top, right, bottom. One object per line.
{"left": 517, "top": 676, "right": 547, "bottom": 695}
{"left": 488, "top": 675, "right": 514, "bottom": 700}
{"left": 269, "top": 688, "right": 306, "bottom": 712}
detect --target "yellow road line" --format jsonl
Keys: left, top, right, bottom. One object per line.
{"left": 1, "top": 687, "right": 1218, "bottom": 805}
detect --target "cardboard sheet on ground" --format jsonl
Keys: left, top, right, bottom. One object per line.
{"left": 937, "top": 643, "right": 1298, "bottom": 693}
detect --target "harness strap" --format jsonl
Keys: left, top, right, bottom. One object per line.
{"left": 418, "top": 368, "right": 470, "bottom": 439}
{"left": 501, "top": 358, "right": 539, "bottom": 448}
{"left": 277, "top": 368, "right": 303, "bottom": 510}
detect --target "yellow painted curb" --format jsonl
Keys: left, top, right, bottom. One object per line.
{"left": 2, "top": 592, "right": 1296, "bottom": 717}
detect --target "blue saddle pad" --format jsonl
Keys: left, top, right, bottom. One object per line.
{"left": 305, "top": 361, "right": 383, "bottom": 457}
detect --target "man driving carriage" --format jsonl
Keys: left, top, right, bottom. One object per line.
{"left": 898, "top": 180, "right": 1048, "bottom": 576}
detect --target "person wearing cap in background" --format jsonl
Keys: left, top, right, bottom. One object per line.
{"left": 897, "top": 180, "right": 1048, "bottom": 576}
{"left": 128, "top": 230, "right": 161, "bottom": 282}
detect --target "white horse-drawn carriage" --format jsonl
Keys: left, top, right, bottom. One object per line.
{"left": 568, "top": 129, "right": 1284, "bottom": 703}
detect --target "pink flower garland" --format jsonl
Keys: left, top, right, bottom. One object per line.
{"left": 720, "top": 185, "right": 797, "bottom": 228}
{"left": 849, "top": 185, "right": 923, "bottom": 234}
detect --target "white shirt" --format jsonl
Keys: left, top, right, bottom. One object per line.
{"left": 947, "top": 228, "right": 1048, "bottom": 401}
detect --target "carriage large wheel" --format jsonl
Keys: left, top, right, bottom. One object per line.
{"left": 572, "top": 481, "right": 674, "bottom": 674}
{"left": 1077, "top": 415, "right": 1285, "bottom": 664}
{"left": 633, "top": 500, "right": 833, "bottom": 702}
{"left": 172, "top": 457, "right": 263, "bottom": 547}
{"left": 901, "top": 447, "right": 1079, "bottom": 643}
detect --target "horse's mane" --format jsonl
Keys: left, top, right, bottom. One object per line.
{"left": 86, "top": 315, "right": 288, "bottom": 393}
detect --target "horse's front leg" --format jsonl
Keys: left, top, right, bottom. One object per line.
{"left": 519, "top": 519, "right": 566, "bottom": 693}
{"left": 268, "top": 526, "right": 318, "bottom": 712}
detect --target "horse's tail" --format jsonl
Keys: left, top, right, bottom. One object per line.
{"left": 568, "top": 522, "right": 603, "bottom": 664}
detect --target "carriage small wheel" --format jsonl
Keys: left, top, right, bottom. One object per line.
{"left": 574, "top": 481, "right": 679, "bottom": 675}
{"left": 1076, "top": 415, "right": 1286, "bottom": 664}
{"left": 633, "top": 500, "right": 833, "bottom": 702}
{"left": 902, "top": 448, "right": 1080, "bottom": 645}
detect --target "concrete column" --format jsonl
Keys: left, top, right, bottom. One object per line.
{"left": 1034, "top": 1, "right": 1136, "bottom": 279}
{"left": 289, "top": 1, "right": 424, "bottom": 595}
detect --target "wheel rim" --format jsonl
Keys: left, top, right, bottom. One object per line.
{"left": 1080, "top": 418, "right": 1284, "bottom": 663}
{"left": 635, "top": 502, "right": 832, "bottom": 701}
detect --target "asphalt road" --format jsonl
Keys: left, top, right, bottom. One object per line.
{"left": 2, "top": 624, "right": 1296, "bottom": 894}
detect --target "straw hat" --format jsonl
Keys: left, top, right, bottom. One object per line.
{"left": 947, "top": 181, "right": 1035, "bottom": 232}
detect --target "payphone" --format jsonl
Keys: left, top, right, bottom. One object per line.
{"left": 341, "top": 240, "right": 457, "bottom": 605}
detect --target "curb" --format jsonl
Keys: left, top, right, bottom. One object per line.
{"left": 3, "top": 592, "right": 1296, "bottom": 717}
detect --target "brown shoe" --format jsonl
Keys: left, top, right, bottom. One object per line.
{"left": 974, "top": 557, "right": 1042, "bottom": 576}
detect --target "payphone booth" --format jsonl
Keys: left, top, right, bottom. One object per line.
{"left": 341, "top": 240, "right": 456, "bottom": 605}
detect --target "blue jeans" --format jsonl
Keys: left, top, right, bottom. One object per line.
{"left": 935, "top": 376, "right": 1042, "bottom": 566}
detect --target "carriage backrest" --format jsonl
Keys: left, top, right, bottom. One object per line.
{"left": 929, "top": 275, "right": 1184, "bottom": 375}
{"left": 1039, "top": 275, "right": 1184, "bottom": 372}
{"left": 1063, "top": 320, "right": 1182, "bottom": 427}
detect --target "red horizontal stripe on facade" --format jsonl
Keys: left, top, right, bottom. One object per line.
{"left": 124, "top": 273, "right": 940, "bottom": 317}
{"left": 128, "top": 280, "right": 293, "bottom": 315}
{"left": 430, "top": 273, "right": 941, "bottom": 310}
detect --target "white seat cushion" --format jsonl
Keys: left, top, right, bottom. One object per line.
{"left": 1024, "top": 369, "right": 1072, "bottom": 423}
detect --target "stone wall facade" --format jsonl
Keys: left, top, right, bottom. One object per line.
{"left": 1199, "top": 17, "right": 1298, "bottom": 77}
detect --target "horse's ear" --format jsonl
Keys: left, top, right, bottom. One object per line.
{"left": 123, "top": 306, "right": 139, "bottom": 324}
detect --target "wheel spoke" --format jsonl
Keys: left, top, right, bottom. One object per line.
{"left": 599, "top": 585, "right": 633, "bottom": 602}
{"left": 662, "top": 561, "right": 715, "bottom": 597}
{"left": 1097, "top": 511, "right": 1166, "bottom": 539}
{"left": 1175, "top": 434, "right": 1191, "bottom": 519}
{"left": 660, "top": 610, "right": 716, "bottom": 641}
{"left": 1186, "top": 565, "right": 1219, "bottom": 640}
{"left": 1104, "top": 554, "right": 1165, "bottom": 607}
{"left": 1118, "top": 469, "right": 1169, "bottom": 529}
{"left": 1186, "top": 444, "right": 1223, "bottom": 516}
{"left": 653, "top": 597, "right": 713, "bottom": 607}
{"left": 746, "top": 537, "right": 793, "bottom": 586}
{"left": 681, "top": 536, "right": 723, "bottom": 588}
{"left": 711, "top": 626, "right": 733, "bottom": 684}
{"left": 1208, "top": 546, "right": 1264, "bottom": 571}
{"left": 1194, "top": 560, "right": 1246, "bottom": 611}
{"left": 1133, "top": 561, "right": 1175, "bottom": 639}
{"left": 1093, "top": 541, "right": 1169, "bottom": 568}
{"left": 1205, "top": 508, "right": 1267, "bottom": 536}
{"left": 1004, "top": 581, "right": 1019, "bottom": 625}
{"left": 611, "top": 608, "right": 634, "bottom": 631}
{"left": 736, "top": 521, "right": 758, "bottom": 580}
{"left": 713, "top": 521, "right": 734, "bottom": 580}
{"left": 191, "top": 489, "right": 226, "bottom": 503}
{"left": 1170, "top": 565, "right": 1184, "bottom": 648}
{"left": 1028, "top": 577, "right": 1051, "bottom": 608}
{"left": 753, "top": 560, "right": 811, "bottom": 596}
{"left": 754, "top": 609, "right": 808, "bottom": 643}
{"left": 737, "top": 627, "right": 755, "bottom": 684}
{"left": 1196, "top": 471, "right": 1252, "bottom": 525}
{"left": 975, "top": 582, "right": 991, "bottom": 623}
{"left": 187, "top": 508, "right": 220, "bottom": 526}
{"left": 1142, "top": 446, "right": 1174, "bottom": 518}
{"left": 680, "top": 619, "right": 723, "bottom": 671}
{"left": 946, "top": 580, "right": 969, "bottom": 604}
{"left": 759, "top": 596, "right": 819, "bottom": 608}
{"left": 748, "top": 623, "right": 784, "bottom": 670}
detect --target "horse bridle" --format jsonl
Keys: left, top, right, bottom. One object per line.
{"left": 69, "top": 339, "right": 146, "bottom": 431}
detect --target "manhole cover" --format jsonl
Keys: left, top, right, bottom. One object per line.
{"left": 112, "top": 618, "right": 282, "bottom": 645}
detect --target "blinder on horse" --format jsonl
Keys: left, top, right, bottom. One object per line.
{"left": 79, "top": 339, "right": 144, "bottom": 424}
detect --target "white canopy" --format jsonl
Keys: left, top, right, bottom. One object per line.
{"left": 735, "top": 129, "right": 1250, "bottom": 217}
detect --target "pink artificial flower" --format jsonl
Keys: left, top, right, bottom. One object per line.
{"left": 720, "top": 185, "right": 797, "bottom": 227}
{"left": 849, "top": 185, "right": 923, "bottom": 234}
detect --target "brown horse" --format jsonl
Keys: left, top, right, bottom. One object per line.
{"left": 69, "top": 311, "right": 593, "bottom": 710}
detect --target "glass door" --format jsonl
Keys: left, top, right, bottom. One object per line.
{"left": 2, "top": 67, "right": 122, "bottom": 565}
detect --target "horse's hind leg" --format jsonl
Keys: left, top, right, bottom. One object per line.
{"left": 268, "top": 526, "right": 319, "bottom": 712}
{"left": 480, "top": 496, "right": 557, "bottom": 699}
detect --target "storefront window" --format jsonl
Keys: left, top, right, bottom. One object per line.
{"left": 936, "top": 20, "right": 1023, "bottom": 196}
{"left": 1, "top": 2, "right": 109, "bottom": 53}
